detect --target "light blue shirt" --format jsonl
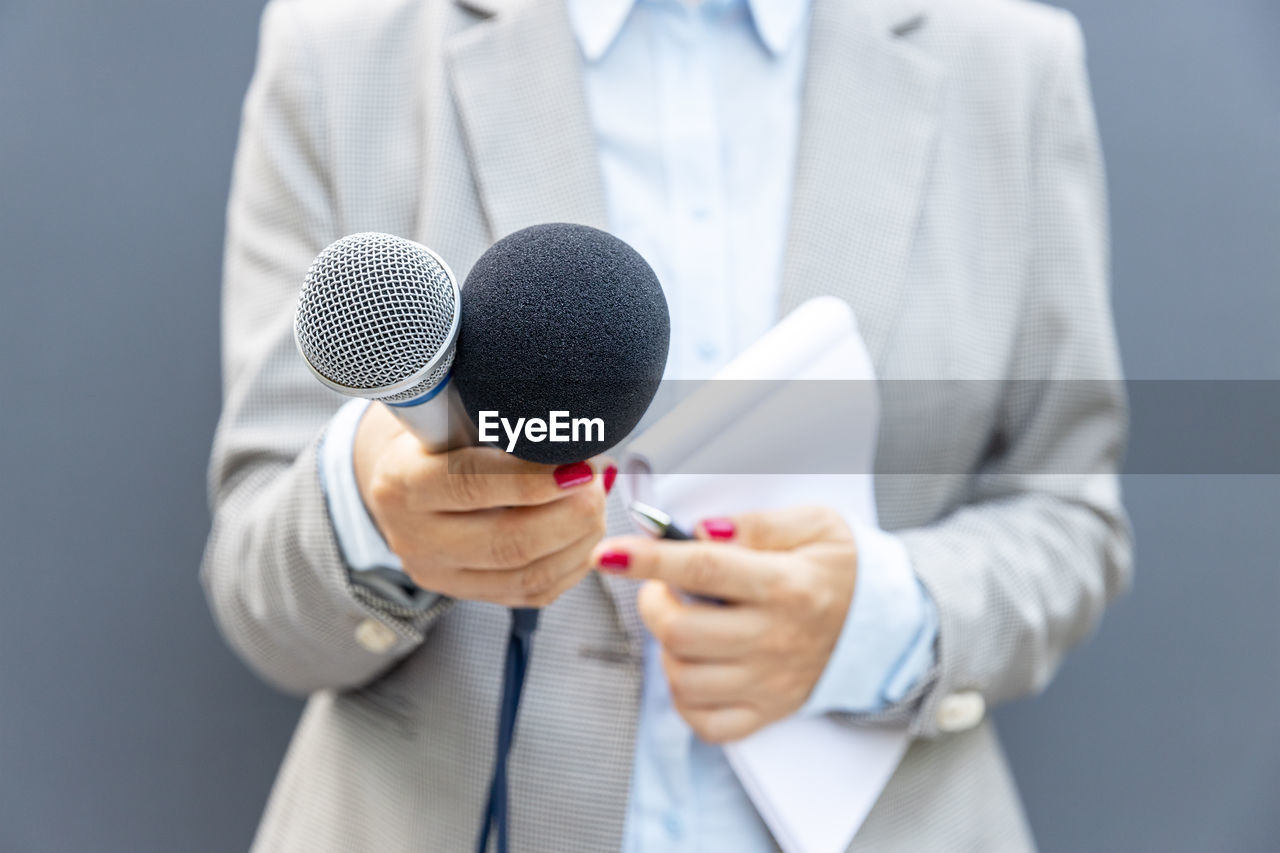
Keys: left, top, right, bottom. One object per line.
{"left": 319, "top": 0, "right": 938, "bottom": 848}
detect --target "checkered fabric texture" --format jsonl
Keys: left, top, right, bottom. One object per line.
{"left": 201, "top": 0, "right": 1132, "bottom": 850}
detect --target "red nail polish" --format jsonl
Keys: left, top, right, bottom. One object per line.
{"left": 603, "top": 465, "right": 618, "bottom": 495}
{"left": 598, "top": 550, "right": 630, "bottom": 572}
{"left": 702, "top": 518, "right": 736, "bottom": 540}
{"left": 554, "top": 461, "right": 594, "bottom": 488}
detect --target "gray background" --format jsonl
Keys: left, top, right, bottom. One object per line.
{"left": 0, "top": 0, "right": 1276, "bottom": 850}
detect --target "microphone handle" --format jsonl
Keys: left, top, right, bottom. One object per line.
{"left": 383, "top": 375, "right": 477, "bottom": 453}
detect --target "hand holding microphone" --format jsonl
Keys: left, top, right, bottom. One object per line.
{"left": 352, "top": 402, "right": 608, "bottom": 608}
{"left": 295, "top": 224, "right": 669, "bottom": 608}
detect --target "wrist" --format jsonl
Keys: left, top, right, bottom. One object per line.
{"left": 353, "top": 400, "right": 403, "bottom": 516}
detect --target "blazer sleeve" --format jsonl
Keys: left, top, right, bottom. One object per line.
{"left": 200, "top": 0, "right": 450, "bottom": 697}
{"left": 848, "top": 14, "right": 1133, "bottom": 738}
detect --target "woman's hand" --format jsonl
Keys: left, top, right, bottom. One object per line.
{"left": 591, "top": 505, "right": 858, "bottom": 742}
{"left": 355, "top": 402, "right": 614, "bottom": 607}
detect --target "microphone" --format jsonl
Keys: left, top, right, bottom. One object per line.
{"left": 453, "top": 222, "right": 671, "bottom": 463}
{"left": 293, "top": 232, "right": 474, "bottom": 452}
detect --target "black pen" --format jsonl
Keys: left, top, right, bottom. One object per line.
{"left": 627, "top": 500, "right": 723, "bottom": 605}
{"left": 628, "top": 500, "right": 694, "bottom": 540}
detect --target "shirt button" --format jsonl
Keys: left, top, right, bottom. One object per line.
{"left": 935, "top": 690, "right": 985, "bottom": 732}
{"left": 691, "top": 204, "right": 710, "bottom": 221}
{"left": 663, "top": 812, "right": 684, "bottom": 840}
{"left": 355, "top": 618, "right": 398, "bottom": 654}
{"left": 697, "top": 341, "right": 719, "bottom": 361}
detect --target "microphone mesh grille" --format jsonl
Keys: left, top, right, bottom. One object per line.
{"left": 295, "top": 233, "right": 457, "bottom": 402}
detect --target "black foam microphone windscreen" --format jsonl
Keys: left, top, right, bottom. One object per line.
{"left": 453, "top": 223, "right": 670, "bottom": 465}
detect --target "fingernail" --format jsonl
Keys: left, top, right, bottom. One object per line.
{"left": 603, "top": 465, "right": 618, "bottom": 495}
{"left": 597, "top": 550, "right": 630, "bottom": 572}
{"left": 554, "top": 461, "right": 594, "bottom": 489}
{"left": 702, "top": 518, "right": 736, "bottom": 540}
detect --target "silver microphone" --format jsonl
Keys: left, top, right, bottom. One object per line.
{"left": 294, "top": 232, "right": 475, "bottom": 451}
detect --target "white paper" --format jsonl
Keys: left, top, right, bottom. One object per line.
{"left": 619, "top": 297, "right": 910, "bottom": 853}
{"left": 729, "top": 719, "right": 910, "bottom": 853}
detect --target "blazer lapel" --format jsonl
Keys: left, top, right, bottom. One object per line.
{"left": 446, "top": 0, "right": 609, "bottom": 241}
{"left": 779, "top": 0, "right": 942, "bottom": 368}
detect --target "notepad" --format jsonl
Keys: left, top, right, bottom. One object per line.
{"left": 619, "top": 296, "right": 910, "bottom": 853}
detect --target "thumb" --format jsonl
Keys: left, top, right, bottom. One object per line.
{"left": 696, "top": 505, "right": 846, "bottom": 551}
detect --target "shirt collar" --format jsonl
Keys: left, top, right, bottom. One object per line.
{"left": 747, "top": 0, "right": 808, "bottom": 57}
{"left": 566, "top": 0, "right": 809, "bottom": 63}
{"left": 566, "top": 0, "right": 635, "bottom": 62}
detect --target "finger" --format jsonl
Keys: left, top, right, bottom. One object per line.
{"left": 596, "top": 455, "right": 619, "bottom": 496}
{"left": 434, "top": 486, "right": 605, "bottom": 569}
{"left": 637, "top": 581, "right": 768, "bottom": 660}
{"left": 677, "top": 705, "right": 764, "bottom": 745}
{"left": 660, "top": 651, "right": 754, "bottom": 708}
{"left": 592, "top": 536, "right": 781, "bottom": 603}
{"left": 401, "top": 444, "right": 600, "bottom": 511}
{"left": 696, "top": 505, "right": 849, "bottom": 551}
{"left": 448, "top": 528, "right": 600, "bottom": 607}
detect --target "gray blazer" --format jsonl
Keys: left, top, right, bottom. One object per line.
{"left": 202, "top": 0, "right": 1132, "bottom": 849}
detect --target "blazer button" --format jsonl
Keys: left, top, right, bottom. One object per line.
{"left": 935, "top": 690, "right": 985, "bottom": 732}
{"left": 355, "top": 618, "right": 398, "bottom": 654}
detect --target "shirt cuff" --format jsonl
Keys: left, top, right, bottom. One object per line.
{"left": 318, "top": 398, "right": 404, "bottom": 573}
{"left": 801, "top": 521, "right": 939, "bottom": 715}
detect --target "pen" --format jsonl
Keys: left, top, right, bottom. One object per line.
{"left": 627, "top": 500, "right": 722, "bottom": 605}
{"left": 628, "top": 500, "right": 694, "bottom": 541}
